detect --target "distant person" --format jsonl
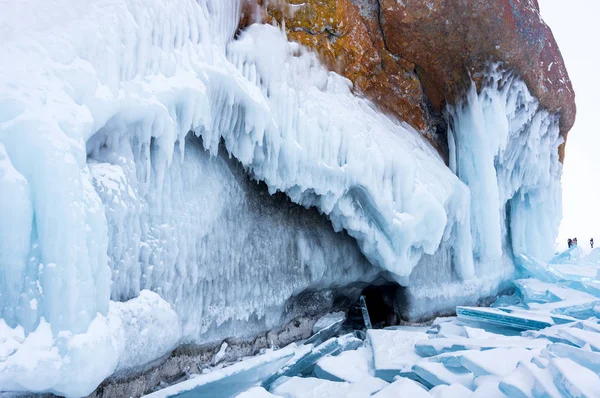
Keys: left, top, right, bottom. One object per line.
{"left": 574, "top": 237, "right": 578, "bottom": 247}
{"left": 591, "top": 238, "right": 595, "bottom": 249}
{"left": 568, "top": 238, "right": 573, "bottom": 248}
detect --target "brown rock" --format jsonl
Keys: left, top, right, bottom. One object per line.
{"left": 249, "top": 0, "right": 436, "bottom": 135}
{"left": 241, "top": 0, "right": 575, "bottom": 161}
{"left": 378, "top": 0, "right": 575, "bottom": 159}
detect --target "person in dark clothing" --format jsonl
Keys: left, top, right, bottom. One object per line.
{"left": 568, "top": 238, "right": 573, "bottom": 248}
{"left": 591, "top": 238, "right": 594, "bottom": 249}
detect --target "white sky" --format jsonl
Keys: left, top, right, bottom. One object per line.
{"left": 538, "top": 0, "right": 600, "bottom": 250}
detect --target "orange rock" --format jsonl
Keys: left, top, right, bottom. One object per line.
{"left": 240, "top": 0, "right": 575, "bottom": 162}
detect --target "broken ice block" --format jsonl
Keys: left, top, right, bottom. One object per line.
{"left": 360, "top": 296, "right": 372, "bottom": 330}
{"left": 550, "top": 246, "right": 580, "bottom": 265}
{"left": 372, "top": 377, "right": 432, "bottom": 398}
{"left": 271, "top": 376, "right": 371, "bottom": 398}
{"left": 262, "top": 338, "right": 339, "bottom": 388}
{"left": 549, "top": 358, "right": 600, "bottom": 397}
{"left": 515, "top": 254, "right": 562, "bottom": 283}
{"left": 557, "top": 327, "right": 600, "bottom": 351}
{"left": 459, "top": 348, "right": 537, "bottom": 377}
{"left": 427, "top": 352, "right": 469, "bottom": 370}
{"left": 313, "top": 312, "right": 346, "bottom": 334}
{"left": 313, "top": 347, "right": 388, "bottom": 394}
{"left": 546, "top": 343, "right": 600, "bottom": 373}
{"left": 367, "top": 329, "right": 427, "bottom": 381}
{"left": 491, "top": 294, "right": 522, "bottom": 308}
{"left": 411, "top": 361, "right": 474, "bottom": 389}
{"left": 429, "top": 383, "right": 473, "bottom": 398}
{"left": 336, "top": 333, "right": 363, "bottom": 352}
{"left": 522, "top": 323, "right": 579, "bottom": 345}
{"left": 456, "top": 306, "right": 555, "bottom": 330}
{"left": 514, "top": 279, "right": 562, "bottom": 305}
{"left": 499, "top": 361, "right": 561, "bottom": 398}
{"left": 414, "top": 336, "right": 548, "bottom": 357}
{"left": 143, "top": 345, "right": 295, "bottom": 398}
{"left": 305, "top": 318, "right": 345, "bottom": 347}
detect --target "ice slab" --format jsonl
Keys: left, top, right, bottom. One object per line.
{"left": 498, "top": 363, "right": 535, "bottom": 398}
{"left": 305, "top": 320, "right": 345, "bottom": 347}
{"left": 546, "top": 343, "right": 600, "bottom": 372}
{"left": 517, "top": 254, "right": 562, "bottom": 283}
{"left": 429, "top": 383, "right": 473, "bottom": 398}
{"left": 143, "top": 345, "right": 295, "bottom": 398}
{"left": 499, "top": 361, "right": 561, "bottom": 398}
{"left": 557, "top": 327, "right": 600, "bottom": 351}
{"left": 414, "top": 336, "right": 548, "bottom": 357}
{"left": 336, "top": 333, "right": 364, "bottom": 352}
{"left": 412, "top": 361, "right": 474, "bottom": 389}
{"left": 313, "top": 347, "right": 388, "bottom": 394}
{"left": 492, "top": 294, "right": 523, "bottom": 308}
{"left": 313, "top": 312, "right": 346, "bottom": 334}
{"left": 262, "top": 338, "right": 340, "bottom": 388}
{"left": 549, "top": 358, "right": 600, "bottom": 398}
{"left": 372, "top": 378, "right": 432, "bottom": 398}
{"left": 271, "top": 377, "right": 371, "bottom": 398}
{"left": 367, "top": 329, "right": 427, "bottom": 381}
{"left": 456, "top": 306, "right": 556, "bottom": 330}
{"left": 235, "top": 387, "right": 281, "bottom": 398}
{"left": 459, "top": 348, "right": 537, "bottom": 377}
{"left": 514, "top": 279, "right": 563, "bottom": 305}
{"left": 435, "top": 322, "right": 468, "bottom": 338}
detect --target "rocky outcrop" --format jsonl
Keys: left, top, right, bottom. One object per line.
{"left": 245, "top": 0, "right": 575, "bottom": 160}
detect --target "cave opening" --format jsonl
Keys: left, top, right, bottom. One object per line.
{"left": 346, "top": 280, "right": 401, "bottom": 329}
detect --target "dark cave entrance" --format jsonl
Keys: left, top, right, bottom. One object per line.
{"left": 346, "top": 281, "right": 401, "bottom": 329}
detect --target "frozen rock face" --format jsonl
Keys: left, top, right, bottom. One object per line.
{"left": 257, "top": 0, "right": 575, "bottom": 159}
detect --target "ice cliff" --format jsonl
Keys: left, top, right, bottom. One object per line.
{"left": 0, "top": 0, "right": 571, "bottom": 396}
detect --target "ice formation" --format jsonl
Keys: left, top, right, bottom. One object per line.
{"left": 0, "top": 0, "right": 565, "bottom": 395}
{"left": 405, "top": 66, "right": 564, "bottom": 319}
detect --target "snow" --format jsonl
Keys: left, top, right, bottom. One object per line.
{"left": 549, "top": 357, "right": 600, "bottom": 397}
{"left": 0, "top": 0, "right": 565, "bottom": 395}
{"left": 429, "top": 383, "right": 473, "bottom": 398}
{"left": 235, "top": 387, "right": 281, "bottom": 398}
{"left": 367, "top": 329, "right": 427, "bottom": 380}
{"left": 314, "top": 347, "right": 389, "bottom": 394}
{"left": 412, "top": 361, "right": 474, "bottom": 389}
{"left": 0, "top": 291, "right": 178, "bottom": 397}
{"left": 271, "top": 377, "right": 371, "bottom": 398}
{"left": 459, "top": 348, "right": 537, "bottom": 377}
{"left": 372, "top": 378, "right": 431, "bottom": 398}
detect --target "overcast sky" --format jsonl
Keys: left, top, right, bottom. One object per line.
{"left": 538, "top": 0, "right": 600, "bottom": 250}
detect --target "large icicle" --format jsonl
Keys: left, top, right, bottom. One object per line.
{"left": 447, "top": 66, "right": 563, "bottom": 264}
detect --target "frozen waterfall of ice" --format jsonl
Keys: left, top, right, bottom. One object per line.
{"left": 0, "top": 0, "right": 563, "bottom": 396}
{"left": 404, "top": 67, "right": 564, "bottom": 319}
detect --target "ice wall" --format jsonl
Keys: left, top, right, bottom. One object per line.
{"left": 88, "top": 134, "right": 378, "bottom": 343}
{"left": 402, "top": 67, "right": 564, "bottom": 320}
{"left": 447, "top": 67, "right": 563, "bottom": 263}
